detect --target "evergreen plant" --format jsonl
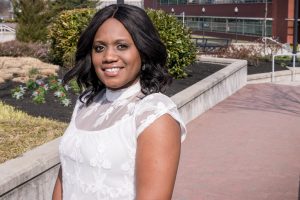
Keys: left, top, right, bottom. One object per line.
{"left": 12, "top": 0, "right": 51, "bottom": 42}
{"left": 146, "top": 9, "right": 196, "bottom": 79}
{"left": 48, "top": 8, "right": 95, "bottom": 67}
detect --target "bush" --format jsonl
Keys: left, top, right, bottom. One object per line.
{"left": 12, "top": 0, "right": 51, "bottom": 42}
{"left": 0, "top": 40, "right": 51, "bottom": 63}
{"left": 146, "top": 9, "right": 196, "bottom": 79}
{"left": 48, "top": 8, "right": 95, "bottom": 68}
{"left": 216, "top": 44, "right": 262, "bottom": 66}
{"left": 48, "top": 8, "right": 196, "bottom": 78}
{"left": 216, "top": 38, "right": 284, "bottom": 66}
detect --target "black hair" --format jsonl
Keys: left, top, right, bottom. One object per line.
{"left": 63, "top": 4, "right": 171, "bottom": 105}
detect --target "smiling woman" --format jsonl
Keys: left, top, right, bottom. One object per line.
{"left": 52, "top": 4, "right": 187, "bottom": 200}
{"left": 92, "top": 18, "right": 142, "bottom": 90}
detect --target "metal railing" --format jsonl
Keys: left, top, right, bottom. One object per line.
{"left": 272, "top": 53, "right": 299, "bottom": 82}
{"left": 0, "top": 24, "right": 15, "bottom": 33}
{"left": 160, "top": 0, "right": 271, "bottom": 5}
{"left": 96, "top": 0, "right": 144, "bottom": 9}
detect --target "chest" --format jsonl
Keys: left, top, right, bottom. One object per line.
{"left": 59, "top": 116, "right": 137, "bottom": 172}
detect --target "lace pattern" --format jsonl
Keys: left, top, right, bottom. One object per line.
{"left": 59, "top": 82, "right": 186, "bottom": 199}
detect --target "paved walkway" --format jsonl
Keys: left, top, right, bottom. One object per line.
{"left": 173, "top": 82, "right": 300, "bottom": 200}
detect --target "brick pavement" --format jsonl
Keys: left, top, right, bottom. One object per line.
{"left": 173, "top": 83, "right": 300, "bottom": 200}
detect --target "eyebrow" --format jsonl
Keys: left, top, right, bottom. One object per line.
{"left": 93, "top": 39, "right": 131, "bottom": 45}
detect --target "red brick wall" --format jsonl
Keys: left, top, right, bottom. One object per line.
{"left": 144, "top": 0, "right": 298, "bottom": 43}
{"left": 272, "top": 0, "right": 291, "bottom": 43}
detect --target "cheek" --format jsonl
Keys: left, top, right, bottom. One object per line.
{"left": 129, "top": 53, "right": 142, "bottom": 71}
{"left": 91, "top": 54, "right": 103, "bottom": 79}
{"left": 91, "top": 53, "right": 101, "bottom": 66}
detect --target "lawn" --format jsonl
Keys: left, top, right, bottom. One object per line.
{"left": 0, "top": 101, "right": 67, "bottom": 163}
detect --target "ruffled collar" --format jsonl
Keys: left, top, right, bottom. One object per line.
{"left": 105, "top": 81, "right": 141, "bottom": 102}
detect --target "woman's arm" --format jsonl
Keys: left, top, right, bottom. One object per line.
{"left": 52, "top": 166, "right": 63, "bottom": 200}
{"left": 135, "top": 114, "right": 181, "bottom": 200}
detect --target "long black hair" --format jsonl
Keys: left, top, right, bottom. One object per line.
{"left": 63, "top": 4, "right": 171, "bottom": 105}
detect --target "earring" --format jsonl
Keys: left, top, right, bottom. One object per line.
{"left": 141, "top": 64, "right": 146, "bottom": 71}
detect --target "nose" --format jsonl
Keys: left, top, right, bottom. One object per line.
{"left": 102, "top": 47, "right": 118, "bottom": 63}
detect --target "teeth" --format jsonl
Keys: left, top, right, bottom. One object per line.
{"left": 105, "top": 68, "right": 120, "bottom": 72}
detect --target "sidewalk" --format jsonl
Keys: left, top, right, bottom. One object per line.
{"left": 173, "top": 82, "right": 300, "bottom": 200}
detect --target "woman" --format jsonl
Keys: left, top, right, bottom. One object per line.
{"left": 52, "top": 4, "right": 186, "bottom": 200}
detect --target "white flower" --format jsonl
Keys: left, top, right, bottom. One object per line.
{"left": 19, "top": 85, "right": 27, "bottom": 93}
{"left": 12, "top": 91, "right": 24, "bottom": 100}
{"left": 54, "top": 90, "right": 63, "bottom": 97}
{"left": 58, "top": 79, "right": 62, "bottom": 84}
{"left": 61, "top": 98, "right": 71, "bottom": 107}
{"left": 64, "top": 85, "right": 70, "bottom": 91}
{"left": 32, "top": 91, "right": 38, "bottom": 97}
{"left": 36, "top": 79, "right": 44, "bottom": 85}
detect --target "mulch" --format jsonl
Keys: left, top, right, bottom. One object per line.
{"left": 0, "top": 61, "right": 292, "bottom": 123}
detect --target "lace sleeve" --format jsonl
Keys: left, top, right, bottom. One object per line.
{"left": 134, "top": 93, "right": 187, "bottom": 142}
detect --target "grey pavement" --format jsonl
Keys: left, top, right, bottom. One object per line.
{"left": 173, "top": 82, "right": 300, "bottom": 200}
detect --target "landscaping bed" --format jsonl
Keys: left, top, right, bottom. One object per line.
{"left": 0, "top": 61, "right": 290, "bottom": 123}
{"left": 0, "top": 62, "right": 226, "bottom": 123}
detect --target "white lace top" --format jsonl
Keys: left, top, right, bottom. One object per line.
{"left": 59, "top": 81, "right": 187, "bottom": 200}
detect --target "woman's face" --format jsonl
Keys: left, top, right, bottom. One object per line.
{"left": 92, "top": 18, "right": 142, "bottom": 90}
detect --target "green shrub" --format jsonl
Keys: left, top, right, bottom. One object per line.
{"left": 0, "top": 40, "right": 51, "bottom": 63}
{"left": 48, "top": 8, "right": 95, "bottom": 68}
{"left": 146, "top": 9, "right": 196, "bottom": 79}
{"left": 48, "top": 8, "right": 196, "bottom": 78}
{"left": 12, "top": 0, "right": 51, "bottom": 42}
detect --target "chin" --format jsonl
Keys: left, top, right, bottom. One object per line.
{"left": 104, "top": 82, "right": 125, "bottom": 90}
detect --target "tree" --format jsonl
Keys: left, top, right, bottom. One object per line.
{"left": 12, "top": 0, "right": 96, "bottom": 43}
{"left": 12, "top": 0, "right": 51, "bottom": 42}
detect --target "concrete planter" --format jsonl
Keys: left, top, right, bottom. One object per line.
{"left": 247, "top": 66, "right": 300, "bottom": 84}
{"left": 0, "top": 57, "right": 247, "bottom": 199}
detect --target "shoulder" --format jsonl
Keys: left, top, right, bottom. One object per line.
{"left": 136, "top": 93, "right": 176, "bottom": 111}
{"left": 134, "top": 93, "right": 187, "bottom": 142}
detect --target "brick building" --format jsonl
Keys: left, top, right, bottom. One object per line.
{"left": 144, "top": 0, "right": 299, "bottom": 44}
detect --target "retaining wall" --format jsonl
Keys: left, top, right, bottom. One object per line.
{"left": 247, "top": 67, "right": 300, "bottom": 84}
{"left": 0, "top": 57, "right": 247, "bottom": 200}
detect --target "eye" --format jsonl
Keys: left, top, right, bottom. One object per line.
{"left": 117, "top": 43, "right": 129, "bottom": 50}
{"left": 93, "top": 45, "right": 104, "bottom": 53}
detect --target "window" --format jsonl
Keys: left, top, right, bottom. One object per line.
{"left": 181, "top": 16, "right": 272, "bottom": 37}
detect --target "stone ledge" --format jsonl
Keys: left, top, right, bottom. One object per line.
{"left": 172, "top": 56, "right": 247, "bottom": 124}
{"left": 247, "top": 67, "right": 300, "bottom": 83}
{"left": 0, "top": 138, "right": 60, "bottom": 197}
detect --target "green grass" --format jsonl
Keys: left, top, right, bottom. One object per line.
{"left": 0, "top": 101, "right": 67, "bottom": 164}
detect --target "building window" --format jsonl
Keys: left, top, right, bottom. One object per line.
{"left": 183, "top": 16, "right": 272, "bottom": 37}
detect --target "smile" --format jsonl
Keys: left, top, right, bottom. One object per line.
{"left": 102, "top": 67, "right": 124, "bottom": 77}
{"left": 104, "top": 67, "right": 121, "bottom": 72}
